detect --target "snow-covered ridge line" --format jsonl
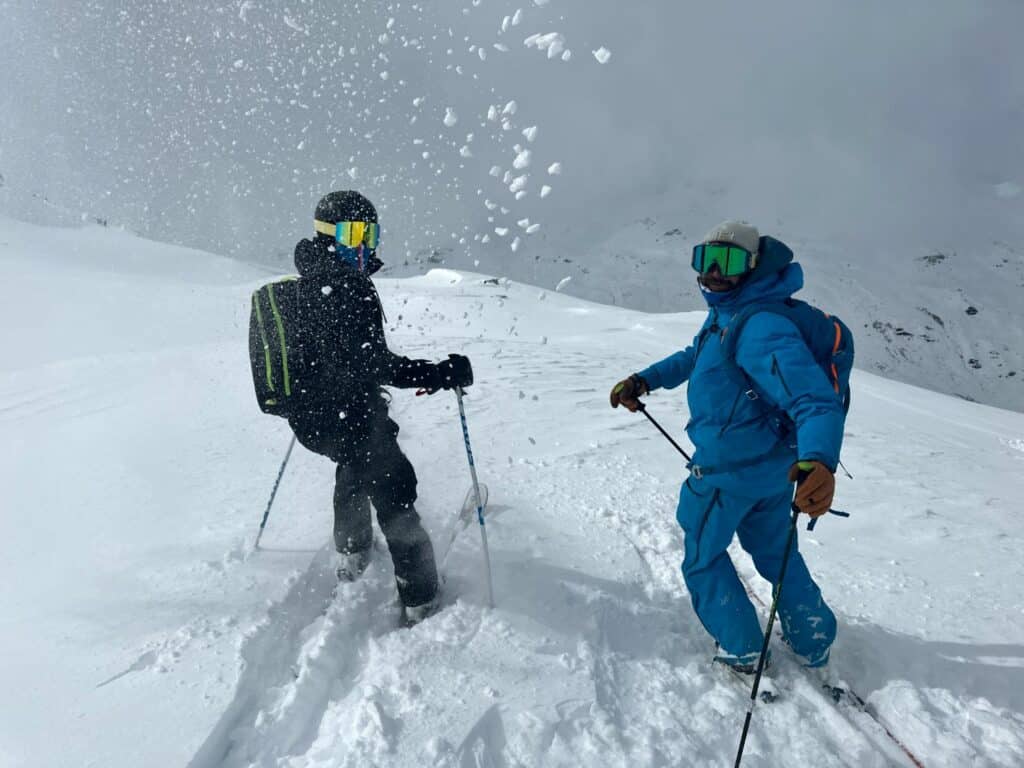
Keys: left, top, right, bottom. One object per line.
{"left": 2, "top": 221, "right": 1022, "bottom": 767}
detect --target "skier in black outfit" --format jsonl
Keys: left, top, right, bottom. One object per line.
{"left": 289, "top": 190, "right": 473, "bottom": 623}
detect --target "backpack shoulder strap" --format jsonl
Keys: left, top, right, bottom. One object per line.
{"left": 719, "top": 299, "right": 802, "bottom": 366}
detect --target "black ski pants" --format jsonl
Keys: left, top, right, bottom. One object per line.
{"left": 288, "top": 405, "right": 438, "bottom": 607}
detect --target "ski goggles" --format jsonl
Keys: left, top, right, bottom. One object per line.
{"left": 314, "top": 219, "right": 381, "bottom": 249}
{"left": 691, "top": 242, "right": 756, "bottom": 277}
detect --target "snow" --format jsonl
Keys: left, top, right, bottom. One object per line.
{"left": 512, "top": 147, "right": 532, "bottom": 170}
{"left": 3, "top": 217, "right": 1023, "bottom": 766}
{"left": 592, "top": 46, "right": 611, "bottom": 64}
{"left": 524, "top": 32, "right": 566, "bottom": 60}
{"left": 282, "top": 15, "right": 306, "bottom": 34}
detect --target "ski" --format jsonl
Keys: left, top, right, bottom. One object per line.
{"left": 741, "top": 577, "right": 926, "bottom": 767}
{"left": 822, "top": 679, "right": 926, "bottom": 768}
{"left": 438, "top": 482, "right": 490, "bottom": 567}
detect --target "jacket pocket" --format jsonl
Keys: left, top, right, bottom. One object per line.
{"left": 679, "top": 482, "right": 721, "bottom": 571}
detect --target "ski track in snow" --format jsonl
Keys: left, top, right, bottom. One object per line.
{"left": 3, "top": 224, "right": 1024, "bottom": 767}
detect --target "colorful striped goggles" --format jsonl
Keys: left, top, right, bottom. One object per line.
{"left": 314, "top": 219, "right": 381, "bottom": 249}
{"left": 691, "top": 243, "right": 757, "bottom": 277}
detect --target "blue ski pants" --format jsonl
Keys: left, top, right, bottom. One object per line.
{"left": 676, "top": 476, "right": 836, "bottom": 665}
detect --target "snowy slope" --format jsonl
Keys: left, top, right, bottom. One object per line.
{"left": 2, "top": 219, "right": 1023, "bottom": 768}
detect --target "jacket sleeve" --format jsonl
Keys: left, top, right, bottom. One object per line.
{"left": 347, "top": 284, "right": 442, "bottom": 390}
{"left": 637, "top": 347, "right": 697, "bottom": 392}
{"left": 734, "top": 313, "right": 845, "bottom": 470}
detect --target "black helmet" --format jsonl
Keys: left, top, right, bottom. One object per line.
{"left": 314, "top": 190, "right": 377, "bottom": 226}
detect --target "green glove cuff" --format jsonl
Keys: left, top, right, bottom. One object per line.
{"left": 797, "top": 460, "right": 817, "bottom": 471}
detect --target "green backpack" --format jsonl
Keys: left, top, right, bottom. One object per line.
{"left": 248, "top": 277, "right": 304, "bottom": 417}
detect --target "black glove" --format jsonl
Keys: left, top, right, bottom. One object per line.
{"left": 436, "top": 353, "right": 473, "bottom": 391}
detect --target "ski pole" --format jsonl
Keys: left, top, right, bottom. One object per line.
{"left": 734, "top": 507, "right": 800, "bottom": 768}
{"left": 636, "top": 402, "right": 693, "bottom": 463}
{"left": 455, "top": 387, "right": 495, "bottom": 608}
{"left": 254, "top": 434, "right": 297, "bottom": 550}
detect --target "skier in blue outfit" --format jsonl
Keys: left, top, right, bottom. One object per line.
{"left": 610, "top": 220, "right": 843, "bottom": 673}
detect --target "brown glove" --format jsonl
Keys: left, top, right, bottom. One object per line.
{"left": 609, "top": 374, "right": 648, "bottom": 412}
{"left": 788, "top": 460, "right": 835, "bottom": 518}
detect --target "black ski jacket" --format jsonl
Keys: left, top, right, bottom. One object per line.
{"left": 291, "top": 237, "right": 442, "bottom": 415}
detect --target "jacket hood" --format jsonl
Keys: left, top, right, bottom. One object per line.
{"left": 294, "top": 237, "right": 383, "bottom": 279}
{"left": 701, "top": 261, "right": 805, "bottom": 311}
{"left": 748, "top": 235, "right": 794, "bottom": 283}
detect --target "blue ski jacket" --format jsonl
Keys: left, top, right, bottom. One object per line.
{"left": 638, "top": 261, "right": 845, "bottom": 498}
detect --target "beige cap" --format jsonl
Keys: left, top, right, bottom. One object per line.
{"left": 701, "top": 220, "right": 760, "bottom": 255}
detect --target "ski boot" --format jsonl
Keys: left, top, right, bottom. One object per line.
{"left": 401, "top": 595, "right": 440, "bottom": 627}
{"left": 335, "top": 548, "right": 371, "bottom": 582}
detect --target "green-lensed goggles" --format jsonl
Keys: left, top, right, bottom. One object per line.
{"left": 314, "top": 219, "right": 381, "bottom": 249}
{"left": 691, "top": 242, "right": 756, "bottom": 277}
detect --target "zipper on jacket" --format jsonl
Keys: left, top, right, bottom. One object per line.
{"left": 770, "top": 354, "right": 793, "bottom": 397}
{"left": 692, "top": 311, "right": 720, "bottom": 366}
{"left": 717, "top": 389, "right": 747, "bottom": 437}
{"left": 370, "top": 283, "right": 388, "bottom": 323}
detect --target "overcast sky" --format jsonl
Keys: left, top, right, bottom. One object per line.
{"left": 2, "top": 0, "right": 1021, "bottom": 264}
